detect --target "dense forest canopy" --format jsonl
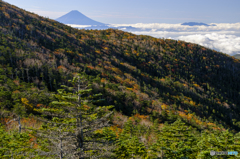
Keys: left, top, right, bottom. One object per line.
{"left": 0, "top": 0, "right": 240, "bottom": 158}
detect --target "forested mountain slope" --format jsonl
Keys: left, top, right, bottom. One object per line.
{"left": 1, "top": 0, "right": 240, "bottom": 158}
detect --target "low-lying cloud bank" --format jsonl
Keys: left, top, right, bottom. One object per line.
{"left": 68, "top": 23, "right": 240, "bottom": 55}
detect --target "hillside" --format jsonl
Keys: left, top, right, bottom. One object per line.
{"left": 1, "top": 0, "right": 240, "bottom": 158}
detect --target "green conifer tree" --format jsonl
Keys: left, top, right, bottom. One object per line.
{"left": 150, "top": 119, "right": 198, "bottom": 158}
{"left": 32, "top": 73, "right": 115, "bottom": 158}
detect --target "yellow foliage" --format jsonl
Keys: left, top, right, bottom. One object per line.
{"left": 104, "top": 61, "right": 111, "bottom": 65}
{"left": 233, "top": 59, "right": 239, "bottom": 63}
{"left": 193, "top": 83, "right": 200, "bottom": 87}
{"left": 133, "top": 84, "right": 140, "bottom": 90}
{"left": 95, "top": 50, "right": 101, "bottom": 54}
{"left": 114, "top": 76, "right": 123, "bottom": 83}
{"left": 183, "top": 84, "right": 188, "bottom": 87}
{"left": 161, "top": 104, "right": 167, "bottom": 110}
{"left": 21, "top": 98, "right": 33, "bottom": 112}
{"left": 189, "top": 100, "right": 196, "bottom": 106}
{"left": 126, "top": 87, "right": 133, "bottom": 91}
{"left": 207, "top": 122, "right": 215, "bottom": 126}
{"left": 112, "top": 67, "right": 123, "bottom": 75}
{"left": 26, "top": 25, "right": 30, "bottom": 31}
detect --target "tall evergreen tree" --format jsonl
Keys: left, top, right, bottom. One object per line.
{"left": 32, "top": 73, "right": 115, "bottom": 158}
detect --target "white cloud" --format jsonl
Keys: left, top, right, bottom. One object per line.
{"left": 108, "top": 23, "right": 240, "bottom": 32}
{"left": 114, "top": 23, "right": 240, "bottom": 55}
{"left": 68, "top": 23, "right": 240, "bottom": 55}
{"left": 176, "top": 33, "right": 240, "bottom": 54}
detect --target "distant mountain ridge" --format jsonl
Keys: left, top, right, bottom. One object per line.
{"left": 181, "top": 22, "right": 216, "bottom": 26}
{"left": 233, "top": 54, "right": 240, "bottom": 59}
{"left": 56, "top": 10, "right": 106, "bottom": 25}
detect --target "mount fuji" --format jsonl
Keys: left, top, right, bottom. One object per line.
{"left": 56, "top": 10, "right": 106, "bottom": 25}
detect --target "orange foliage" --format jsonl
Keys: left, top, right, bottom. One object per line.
{"left": 101, "top": 72, "right": 108, "bottom": 77}
{"left": 1, "top": 117, "right": 41, "bottom": 132}
{"left": 160, "top": 78, "right": 165, "bottom": 82}
{"left": 13, "top": 80, "right": 20, "bottom": 85}
{"left": 36, "top": 104, "right": 46, "bottom": 108}
{"left": 134, "top": 113, "right": 148, "bottom": 119}
{"left": 83, "top": 105, "right": 90, "bottom": 110}
{"left": 87, "top": 65, "right": 94, "bottom": 69}
{"left": 28, "top": 134, "right": 38, "bottom": 149}
{"left": 207, "top": 122, "right": 217, "bottom": 128}
{"left": 194, "top": 117, "right": 202, "bottom": 125}
{"left": 12, "top": 90, "right": 20, "bottom": 93}
{"left": 178, "top": 111, "right": 187, "bottom": 118}
{"left": 0, "top": 117, "right": 10, "bottom": 125}
{"left": 101, "top": 78, "right": 107, "bottom": 83}
{"left": 109, "top": 125, "right": 123, "bottom": 138}
{"left": 57, "top": 65, "right": 67, "bottom": 70}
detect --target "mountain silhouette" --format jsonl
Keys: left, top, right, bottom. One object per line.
{"left": 181, "top": 22, "right": 216, "bottom": 26}
{"left": 56, "top": 10, "right": 105, "bottom": 25}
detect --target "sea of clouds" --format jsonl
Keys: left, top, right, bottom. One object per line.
{"left": 68, "top": 23, "right": 240, "bottom": 55}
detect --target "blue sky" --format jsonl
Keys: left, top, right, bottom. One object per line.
{"left": 3, "top": 0, "right": 240, "bottom": 24}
